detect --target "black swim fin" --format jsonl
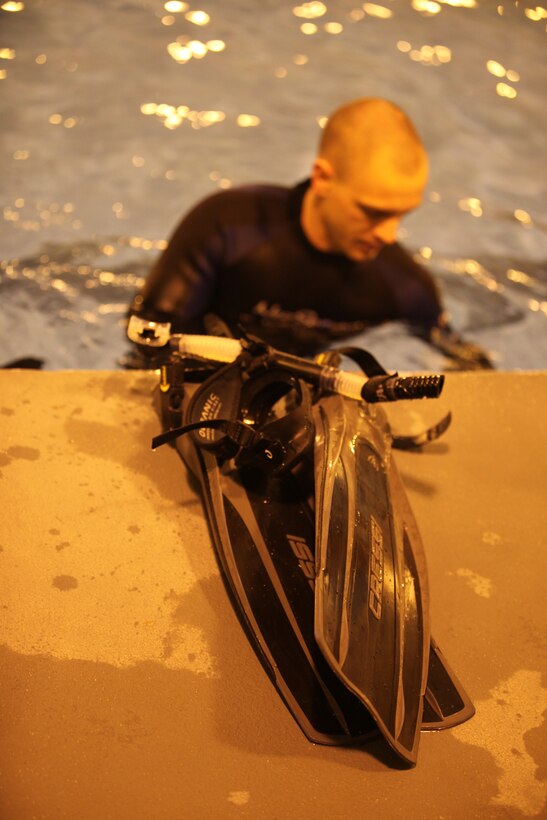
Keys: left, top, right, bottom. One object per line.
{"left": 314, "top": 393, "right": 430, "bottom": 764}
{"left": 166, "top": 363, "right": 377, "bottom": 744}
{"left": 154, "top": 356, "right": 473, "bottom": 762}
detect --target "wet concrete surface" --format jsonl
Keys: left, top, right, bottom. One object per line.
{"left": 0, "top": 368, "right": 545, "bottom": 819}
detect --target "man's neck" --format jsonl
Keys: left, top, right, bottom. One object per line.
{"left": 300, "top": 186, "right": 330, "bottom": 253}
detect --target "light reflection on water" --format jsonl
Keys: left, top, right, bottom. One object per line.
{"left": 0, "top": 0, "right": 546, "bottom": 369}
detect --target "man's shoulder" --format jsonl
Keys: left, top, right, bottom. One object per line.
{"left": 196, "top": 183, "right": 292, "bottom": 209}
{"left": 186, "top": 183, "right": 299, "bottom": 231}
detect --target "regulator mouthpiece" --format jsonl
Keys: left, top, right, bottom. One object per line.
{"left": 361, "top": 374, "right": 445, "bottom": 403}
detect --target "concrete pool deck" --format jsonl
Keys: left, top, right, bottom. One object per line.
{"left": 0, "top": 369, "right": 546, "bottom": 819}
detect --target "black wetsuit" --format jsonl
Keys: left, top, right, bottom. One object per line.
{"left": 134, "top": 180, "right": 442, "bottom": 355}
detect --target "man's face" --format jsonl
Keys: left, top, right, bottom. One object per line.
{"left": 309, "top": 156, "right": 427, "bottom": 262}
{"left": 316, "top": 177, "right": 422, "bottom": 262}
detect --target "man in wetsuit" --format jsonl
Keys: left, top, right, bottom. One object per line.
{"left": 129, "top": 98, "right": 492, "bottom": 368}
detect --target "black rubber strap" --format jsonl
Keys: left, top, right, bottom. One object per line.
{"left": 333, "top": 346, "right": 389, "bottom": 377}
{"left": 392, "top": 411, "right": 452, "bottom": 450}
{"left": 152, "top": 418, "right": 261, "bottom": 451}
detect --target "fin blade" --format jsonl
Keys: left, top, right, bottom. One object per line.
{"left": 314, "top": 395, "right": 429, "bottom": 765}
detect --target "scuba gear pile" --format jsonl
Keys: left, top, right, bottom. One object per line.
{"left": 128, "top": 315, "right": 474, "bottom": 766}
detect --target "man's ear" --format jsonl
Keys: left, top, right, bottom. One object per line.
{"left": 310, "top": 157, "right": 335, "bottom": 197}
